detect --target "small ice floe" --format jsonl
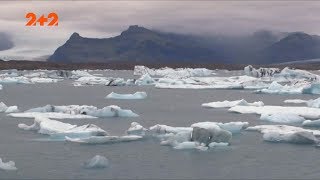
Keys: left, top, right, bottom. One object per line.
{"left": 202, "top": 99, "right": 264, "bottom": 108}
{"left": 30, "top": 77, "right": 59, "bottom": 83}
{"left": 83, "top": 155, "right": 109, "bottom": 169}
{"left": 10, "top": 104, "right": 138, "bottom": 119}
{"left": 0, "top": 158, "right": 17, "bottom": 171}
{"left": 105, "top": 92, "right": 147, "bottom": 100}
{"left": 0, "top": 102, "right": 19, "bottom": 113}
{"left": 246, "top": 125, "right": 320, "bottom": 144}
{"left": 18, "top": 117, "right": 107, "bottom": 140}
{"left": 229, "top": 105, "right": 320, "bottom": 119}
{"left": 126, "top": 122, "right": 147, "bottom": 136}
{"left": 284, "top": 99, "right": 308, "bottom": 104}
{"left": 66, "top": 135, "right": 143, "bottom": 144}
{"left": 260, "top": 113, "right": 305, "bottom": 124}
{"left": 149, "top": 121, "right": 246, "bottom": 151}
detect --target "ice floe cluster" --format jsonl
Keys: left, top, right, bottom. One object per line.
{"left": 9, "top": 104, "right": 138, "bottom": 119}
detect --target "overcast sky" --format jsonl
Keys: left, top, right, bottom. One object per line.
{"left": 0, "top": 1, "right": 319, "bottom": 59}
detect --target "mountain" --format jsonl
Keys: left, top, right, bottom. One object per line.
{"left": 48, "top": 25, "right": 223, "bottom": 63}
{"left": 260, "top": 32, "right": 320, "bottom": 63}
{"left": 48, "top": 26, "right": 320, "bottom": 64}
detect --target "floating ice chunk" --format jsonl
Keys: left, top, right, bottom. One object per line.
{"left": 0, "top": 77, "right": 30, "bottom": 84}
{"left": 256, "top": 81, "right": 303, "bottom": 94}
{"left": 126, "top": 122, "right": 147, "bottom": 136}
{"left": 30, "top": 77, "right": 59, "bottom": 83}
{"left": 202, "top": 99, "right": 264, "bottom": 108}
{"left": 302, "top": 83, "right": 320, "bottom": 95}
{"left": 191, "top": 127, "right": 232, "bottom": 145}
{"left": 135, "top": 74, "right": 155, "bottom": 85}
{"left": 284, "top": 99, "right": 308, "bottom": 104}
{"left": 244, "top": 65, "right": 280, "bottom": 78}
{"left": 229, "top": 105, "right": 320, "bottom": 119}
{"left": 133, "top": 65, "right": 214, "bottom": 78}
{"left": 83, "top": 155, "right": 109, "bottom": 169}
{"left": 5, "top": 106, "right": 19, "bottom": 113}
{"left": 246, "top": 125, "right": 320, "bottom": 144}
{"left": 306, "top": 97, "right": 320, "bottom": 108}
{"left": 9, "top": 112, "right": 96, "bottom": 119}
{"left": 191, "top": 121, "right": 248, "bottom": 134}
{"left": 0, "top": 102, "right": 8, "bottom": 112}
{"left": 18, "top": 117, "right": 107, "bottom": 139}
{"left": 302, "top": 120, "right": 320, "bottom": 127}
{"left": 21, "top": 104, "right": 139, "bottom": 118}
{"left": 105, "top": 92, "right": 147, "bottom": 100}
{"left": 149, "top": 124, "right": 192, "bottom": 135}
{"left": 66, "top": 135, "right": 142, "bottom": 144}
{"left": 173, "top": 142, "right": 208, "bottom": 151}
{"left": 0, "top": 102, "right": 19, "bottom": 113}
{"left": 276, "top": 67, "right": 320, "bottom": 81}
{"left": 0, "top": 158, "right": 17, "bottom": 171}
{"left": 208, "top": 142, "right": 229, "bottom": 148}
{"left": 260, "top": 113, "right": 305, "bottom": 124}
{"left": 160, "top": 131, "right": 191, "bottom": 147}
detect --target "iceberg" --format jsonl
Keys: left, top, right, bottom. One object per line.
{"left": 202, "top": 99, "right": 264, "bottom": 108}
{"left": 9, "top": 112, "right": 96, "bottom": 119}
{"left": 244, "top": 65, "right": 280, "bottom": 78}
{"left": 0, "top": 158, "right": 17, "bottom": 171}
{"left": 30, "top": 77, "right": 59, "bottom": 83}
{"left": 83, "top": 155, "right": 109, "bottom": 169}
{"left": 246, "top": 125, "right": 319, "bottom": 144}
{"left": 13, "top": 104, "right": 139, "bottom": 118}
{"left": 126, "top": 122, "right": 147, "bottom": 136}
{"left": 65, "top": 135, "right": 143, "bottom": 144}
{"left": 229, "top": 105, "right": 320, "bottom": 119}
{"left": 306, "top": 97, "right": 320, "bottom": 108}
{"left": 0, "top": 102, "right": 19, "bottom": 113}
{"left": 208, "top": 142, "right": 229, "bottom": 148}
{"left": 302, "top": 120, "right": 320, "bottom": 127}
{"left": 302, "top": 83, "right": 320, "bottom": 95}
{"left": 255, "top": 81, "right": 304, "bottom": 94}
{"left": 191, "top": 127, "right": 232, "bottom": 145}
{"left": 260, "top": 113, "right": 305, "bottom": 124}
{"left": 18, "top": 117, "right": 107, "bottom": 139}
{"left": 284, "top": 99, "right": 308, "bottom": 104}
{"left": 191, "top": 121, "right": 248, "bottom": 134}
{"left": 173, "top": 142, "right": 208, "bottom": 151}
{"left": 133, "top": 65, "right": 214, "bottom": 78}
{"left": 105, "top": 92, "right": 147, "bottom": 100}
{"left": 135, "top": 74, "right": 155, "bottom": 85}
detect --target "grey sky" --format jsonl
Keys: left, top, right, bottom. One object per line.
{"left": 0, "top": 1, "right": 319, "bottom": 59}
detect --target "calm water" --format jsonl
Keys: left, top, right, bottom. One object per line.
{"left": 0, "top": 70, "right": 319, "bottom": 179}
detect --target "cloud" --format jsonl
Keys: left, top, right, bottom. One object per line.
{"left": 0, "top": 1, "right": 319, "bottom": 59}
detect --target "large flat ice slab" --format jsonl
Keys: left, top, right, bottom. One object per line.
{"left": 202, "top": 99, "right": 263, "bottom": 108}
{"left": 105, "top": 92, "right": 147, "bottom": 100}
{"left": 229, "top": 105, "right": 320, "bottom": 119}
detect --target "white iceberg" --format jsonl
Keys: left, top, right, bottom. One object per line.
{"left": 66, "top": 135, "right": 143, "bottom": 144}
{"left": 9, "top": 112, "right": 95, "bottom": 119}
{"left": 229, "top": 105, "right": 320, "bottom": 119}
{"left": 173, "top": 142, "right": 208, "bottom": 151}
{"left": 13, "top": 104, "right": 139, "bottom": 118}
{"left": 260, "top": 113, "right": 305, "bottom": 124}
{"left": 126, "top": 122, "right": 147, "bottom": 136}
{"left": 105, "top": 92, "right": 147, "bottom": 100}
{"left": 30, "top": 77, "right": 59, "bottom": 83}
{"left": 83, "top": 155, "right": 109, "bottom": 169}
{"left": 0, "top": 102, "right": 19, "bottom": 113}
{"left": 302, "top": 120, "right": 320, "bottom": 127}
{"left": 18, "top": 117, "right": 107, "bottom": 139}
{"left": 133, "top": 65, "right": 214, "bottom": 78}
{"left": 246, "top": 125, "right": 320, "bottom": 144}
{"left": 202, "top": 99, "right": 264, "bottom": 108}
{"left": 0, "top": 158, "right": 17, "bottom": 171}
{"left": 255, "top": 81, "right": 303, "bottom": 94}
{"left": 191, "top": 121, "right": 248, "bottom": 134}
{"left": 306, "top": 97, "right": 320, "bottom": 108}
{"left": 284, "top": 99, "right": 308, "bottom": 104}
{"left": 135, "top": 74, "right": 155, "bottom": 85}
{"left": 208, "top": 142, "right": 229, "bottom": 148}
{"left": 244, "top": 65, "right": 280, "bottom": 78}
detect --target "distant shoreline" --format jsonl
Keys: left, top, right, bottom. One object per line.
{"left": 0, "top": 60, "right": 319, "bottom": 70}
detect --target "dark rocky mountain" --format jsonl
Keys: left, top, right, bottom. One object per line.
{"left": 48, "top": 25, "right": 223, "bottom": 63}
{"left": 48, "top": 26, "right": 320, "bottom": 64}
{"left": 260, "top": 32, "right": 320, "bottom": 63}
